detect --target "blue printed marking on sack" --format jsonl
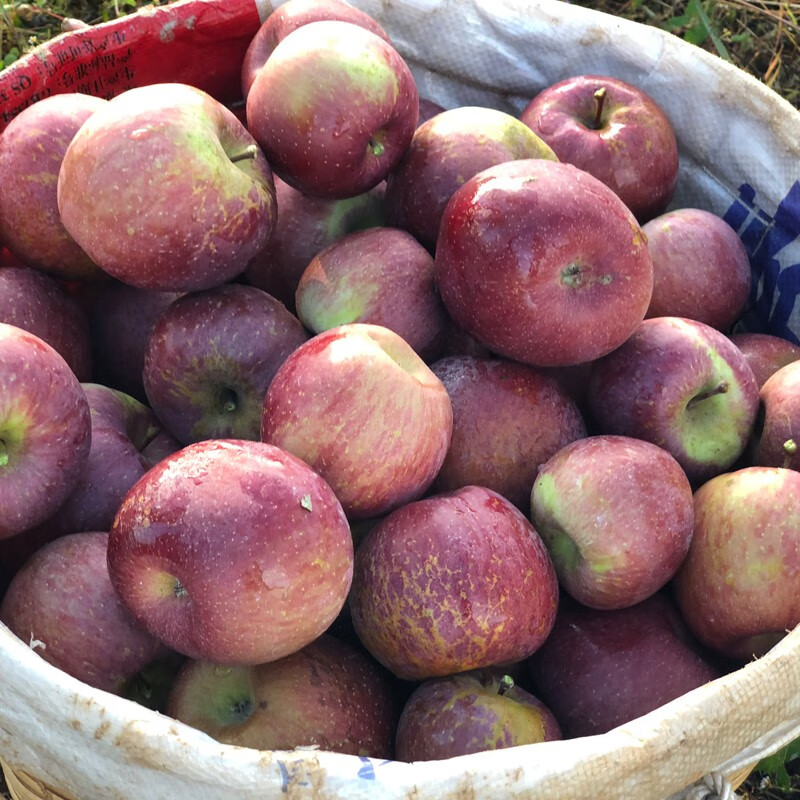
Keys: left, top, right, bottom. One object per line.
{"left": 277, "top": 760, "right": 311, "bottom": 794}
{"left": 357, "top": 756, "right": 394, "bottom": 780}
{"left": 724, "top": 181, "right": 800, "bottom": 345}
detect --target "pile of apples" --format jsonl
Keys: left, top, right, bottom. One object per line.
{"left": 1, "top": 0, "right": 800, "bottom": 763}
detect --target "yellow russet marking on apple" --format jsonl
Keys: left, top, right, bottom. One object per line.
{"left": 150, "top": 570, "right": 188, "bottom": 600}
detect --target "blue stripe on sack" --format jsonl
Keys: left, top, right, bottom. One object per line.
{"left": 724, "top": 181, "right": 800, "bottom": 345}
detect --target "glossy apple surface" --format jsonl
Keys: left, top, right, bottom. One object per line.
{"left": 752, "top": 361, "right": 800, "bottom": 470}
{"left": 729, "top": 332, "right": 800, "bottom": 389}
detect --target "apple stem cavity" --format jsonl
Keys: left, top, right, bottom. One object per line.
{"left": 221, "top": 388, "right": 238, "bottom": 414}
{"left": 0, "top": 439, "right": 7, "bottom": 467}
{"left": 592, "top": 87, "right": 607, "bottom": 130}
{"left": 497, "top": 675, "right": 515, "bottom": 696}
{"left": 229, "top": 145, "right": 259, "bottom": 164}
{"left": 687, "top": 381, "right": 729, "bottom": 409}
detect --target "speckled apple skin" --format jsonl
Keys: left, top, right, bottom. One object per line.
{"left": 435, "top": 159, "right": 653, "bottom": 367}
{"left": 296, "top": 227, "right": 448, "bottom": 359}
{"left": 521, "top": 74, "right": 679, "bottom": 222}
{"left": 0, "top": 323, "right": 92, "bottom": 539}
{"left": 58, "top": 84, "right": 276, "bottom": 292}
{"left": 643, "top": 209, "right": 751, "bottom": 331}
{"left": 588, "top": 317, "right": 759, "bottom": 483}
{"left": 385, "top": 106, "right": 557, "bottom": 251}
{"left": 729, "top": 332, "right": 800, "bottom": 389}
{"left": 528, "top": 594, "right": 720, "bottom": 738}
{"left": 0, "top": 532, "right": 168, "bottom": 693}
{"left": 349, "top": 486, "right": 559, "bottom": 681}
{"left": 0, "top": 267, "right": 91, "bottom": 380}
{"left": 531, "top": 435, "right": 693, "bottom": 610}
{"left": 108, "top": 440, "right": 353, "bottom": 665}
{"left": 430, "top": 356, "right": 587, "bottom": 509}
{"left": 167, "top": 635, "right": 397, "bottom": 757}
{"left": 0, "top": 93, "right": 106, "bottom": 279}
{"left": 395, "top": 669, "right": 561, "bottom": 761}
{"left": 241, "top": 0, "right": 391, "bottom": 99}
{"left": 143, "top": 284, "right": 308, "bottom": 444}
{"left": 247, "top": 21, "right": 418, "bottom": 199}
{"left": 673, "top": 467, "right": 800, "bottom": 660}
{"left": 262, "top": 323, "right": 452, "bottom": 519}
{"left": 753, "top": 361, "right": 800, "bottom": 471}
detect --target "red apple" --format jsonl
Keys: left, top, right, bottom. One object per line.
{"left": 520, "top": 74, "right": 679, "bottom": 222}
{"left": 58, "top": 83, "right": 277, "bottom": 292}
{"left": 0, "top": 266, "right": 91, "bottom": 380}
{"left": 385, "top": 106, "right": 557, "bottom": 251}
{"left": 295, "top": 227, "right": 448, "bottom": 359}
{"left": 246, "top": 21, "right": 418, "bottom": 199}
{"left": 430, "top": 356, "right": 587, "bottom": 509}
{"left": 262, "top": 323, "right": 453, "bottom": 519}
{"left": 435, "top": 159, "right": 653, "bottom": 367}
{"left": 108, "top": 440, "right": 353, "bottom": 665}
{"left": 531, "top": 435, "right": 694, "bottom": 609}
{"left": 395, "top": 670, "right": 561, "bottom": 761}
{"left": 528, "top": 594, "right": 720, "bottom": 737}
{"left": 143, "top": 284, "right": 308, "bottom": 444}
{"left": 0, "top": 323, "right": 92, "bottom": 539}
{"left": 673, "top": 467, "right": 800, "bottom": 660}
{"left": 349, "top": 485, "right": 559, "bottom": 680}
{"left": 729, "top": 332, "right": 800, "bottom": 389}
{"left": 241, "top": 0, "right": 391, "bottom": 100}
{"left": 244, "top": 176, "right": 385, "bottom": 311}
{"left": 0, "top": 93, "right": 106, "bottom": 280}
{"left": 166, "top": 635, "right": 397, "bottom": 757}
{"left": 0, "top": 532, "right": 169, "bottom": 693}
{"left": 752, "top": 360, "right": 800, "bottom": 471}
{"left": 643, "top": 208, "right": 752, "bottom": 330}
{"left": 588, "top": 317, "right": 760, "bottom": 483}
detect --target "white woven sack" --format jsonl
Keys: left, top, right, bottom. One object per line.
{"left": 1, "top": 1, "right": 800, "bottom": 799}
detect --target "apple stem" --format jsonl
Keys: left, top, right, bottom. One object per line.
{"left": 497, "top": 675, "right": 514, "bottom": 696}
{"left": 687, "top": 381, "right": 729, "bottom": 409}
{"left": 783, "top": 439, "right": 798, "bottom": 467}
{"left": 230, "top": 145, "right": 259, "bottom": 164}
{"left": 0, "top": 439, "right": 8, "bottom": 467}
{"left": 592, "top": 87, "right": 607, "bottom": 130}
{"left": 369, "top": 139, "right": 385, "bottom": 158}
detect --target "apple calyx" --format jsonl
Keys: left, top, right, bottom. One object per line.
{"left": 497, "top": 675, "right": 515, "bottom": 696}
{"left": 591, "top": 87, "right": 607, "bottom": 130}
{"left": 229, "top": 145, "right": 259, "bottom": 164}
{"left": 687, "top": 380, "right": 729, "bottom": 409}
{"left": 560, "top": 263, "right": 612, "bottom": 290}
{"left": 220, "top": 388, "right": 239, "bottom": 414}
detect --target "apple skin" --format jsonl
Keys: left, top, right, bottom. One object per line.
{"left": 58, "top": 83, "right": 277, "bottom": 292}
{"left": 244, "top": 176, "right": 385, "bottom": 311}
{"left": 0, "top": 323, "right": 92, "bottom": 540}
{"left": 295, "top": 227, "right": 448, "bottom": 360}
{"left": 384, "top": 106, "right": 557, "bottom": 251}
{"left": 642, "top": 209, "right": 752, "bottom": 331}
{"left": 247, "top": 21, "right": 418, "bottom": 199}
{"left": 588, "top": 317, "right": 760, "bottom": 484}
{"left": 430, "top": 356, "right": 587, "bottom": 509}
{"left": 752, "top": 361, "right": 800, "bottom": 471}
{"left": 143, "top": 284, "right": 308, "bottom": 445}
{"left": 166, "top": 635, "right": 397, "bottom": 757}
{"left": 729, "top": 332, "right": 800, "bottom": 389}
{"left": 531, "top": 435, "right": 694, "bottom": 610}
{"left": 395, "top": 670, "right": 561, "bottom": 761}
{"left": 0, "top": 532, "right": 169, "bottom": 693}
{"left": 0, "top": 93, "right": 106, "bottom": 280}
{"left": 108, "top": 439, "right": 353, "bottom": 665}
{"left": 83, "top": 281, "right": 183, "bottom": 402}
{"left": 435, "top": 159, "right": 653, "bottom": 367}
{"left": 349, "top": 485, "right": 559, "bottom": 681}
{"left": 520, "top": 74, "right": 679, "bottom": 222}
{"left": 241, "top": 0, "right": 391, "bottom": 100}
{"left": 528, "top": 593, "right": 720, "bottom": 737}
{"left": 673, "top": 467, "right": 800, "bottom": 660}
{"left": 262, "top": 323, "right": 453, "bottom": 519}
{"left": 0, "top": 267, "right": 92, "bottom": 380}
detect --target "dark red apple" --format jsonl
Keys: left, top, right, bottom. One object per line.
{"left": 349, "top": 485, "right": 559, "bottom": 680}
{"left": 143, "top": 284, "right": 308, "bottom": 444}
{"left": 520, "top": 74, "right": 679, "bottom": 221}
{"left": 108, "top": 440, "right": 353, "bottom": 665}
{"left": 417, "top": 97, "right": 445, "bottom": 125}
{"left": 246, "top": 21, "right": 418, "bottom": 199}
{"left": 430, "top": 356, "right": 587, "bottom": 509}
{"left": 729, "top": 332, "right": 800, "bottom": 389}
{"left": 752, "top": 361, "right": 800, "bottom": 470}
{"left": 435, "top": 159, "right": 653, "bottom": 367}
